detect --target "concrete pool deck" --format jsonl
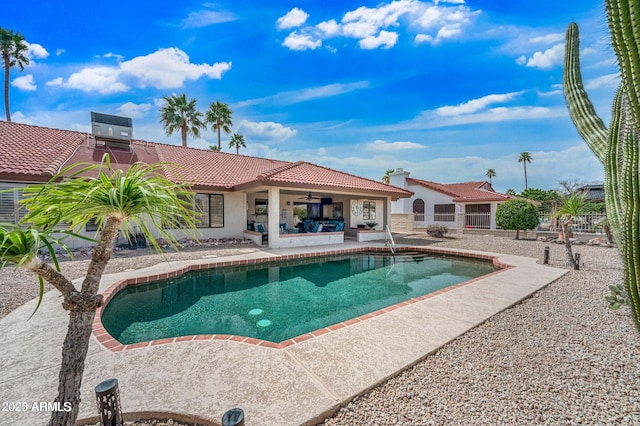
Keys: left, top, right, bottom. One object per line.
{"left": 0, "top": 242, "right": 567, "bottom": 426}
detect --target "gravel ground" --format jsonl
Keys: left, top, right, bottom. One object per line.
{"left": 321, "top": 234, "right": 639, "bottom": 425}
{"left": 1, "top": 233, "right": 638, "bottom": 425}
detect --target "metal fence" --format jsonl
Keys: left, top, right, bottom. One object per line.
{"left": 538, "top": 213, "right": 607, "bottom": 233}
{"left": 464, "top": 212, "right": 491, "bottom": 229}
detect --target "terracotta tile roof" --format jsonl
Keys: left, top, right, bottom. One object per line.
{"left": 255, "top": 161, "right": 412, "bottom": 196}
{"left": 0, "top": 120, "right": 412, "bottom": 198}
{"left": 407, "top": 177, "right": 514, "bottom": 202}
{"left": 156, "top": 144, "right": 290, "bottom": 189}
{"left": 0, "top": 121, "right": 86, "bottom": 180}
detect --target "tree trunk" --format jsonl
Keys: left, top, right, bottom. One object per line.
{"left": 181, "top": 122, "right": 187, "bottom": 147}
{"left": 561, "top": 222, "right": 578, "bottom": 269}
{"left": 49, "top": 217, "right": 121, "bottom": 426}
{"left": 217, "top": 119, "right": 222, "bottom": 151}
{"left": 3, "top": 55, "right": 11, "bottom": 122}
{"left": 524, "top": 163, "right": 528, "bottom": 190}
{"left": 515, "top": 229, "right": 520, "bottom": 240}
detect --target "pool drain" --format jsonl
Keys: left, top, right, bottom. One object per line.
{"left": 249, "top": 308, "right": 264, "bottom": 316}
{"left": 256, "top": 319, "right": 272, "bottom": 328}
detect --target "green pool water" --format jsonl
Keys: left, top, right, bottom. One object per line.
{"left": 101, "top": 252, "right": 498, "bottom": 344}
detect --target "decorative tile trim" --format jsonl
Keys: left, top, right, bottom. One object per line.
{"left": 93, "top": 246, "right": 512, "bottom": 352}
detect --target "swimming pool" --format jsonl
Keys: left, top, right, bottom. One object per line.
{"left": 101, "top": 251, "right": 499, "bottom": 344}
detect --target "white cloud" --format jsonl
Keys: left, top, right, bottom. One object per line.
{"left": 365, "top": 140, "right": 426, "bottom": 151}
{"left": 237, "top": 120, "right": 297, "bottom": 141}
{"left": 277, "top": 8, "right": 310, "bottom": 30}
{"left": 49, "top": 66, "right": 127, "bottom": 94}
{"left": 121, "top": 48, "right": 231, "bottom": 88}
{"left": 116, "top": 102, "right": 152, "bottom": 119}
{"left": 49, "top": 47, "right": 232, "bottom": 93}
{"left": 280, "top": 0, "right": 480, "bottom": 51}
{"left": 182, "top": 9, "right": 237, "bottom": 28}
{"left": 12, "top": 74, "right": 37, "bottom": 91}
{"left": 103, "top": 52, "right": 124, "bottom": 61}
{"left": 528, "top": 33, "right": 564, "bottom": 45}
{"left": 520, "top": 43, "right": 564, "bottom": 69}
{"left": 25, "top": 42, "right": 49, "bottom": 60}
{"left": 56, "top": 49, "right": 65, "bottom": 56}
{"left": 585, "top": 73, "right": 619, "bottom": 90}
{"left": 282, "top": 32, "right": 322, "bottom": 51}
{"left": 359, "top": 30, "right": 398, "bottom": 49}
{"left": 436, "top": 92, "right": 523, "bottom": 116}
{"left": 238, "top": 81, "right": 370, "bottom": 107}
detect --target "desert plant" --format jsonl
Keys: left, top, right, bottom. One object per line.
{"left": 606, "top": 284, "right": 629, "bottom": 310}
{"left": 553, "top": 193, "right": 589, "bottom": 270}
{"left": 425, "top": 224, "right": 449, "bottom": 238}
{"left": 0, "top": 155, "right": 199, "bottom": 425}
{"left": 563, "top": 2, "right": 640, "bottom": 330}
{"left": 495, "top": 199, "right": 539, "bottom": 240}
{"left": 365, "top": 221, "right": 378, "bottom": 229}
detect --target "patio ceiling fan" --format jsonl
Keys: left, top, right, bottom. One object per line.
{"left": 299, "top": 192, "right": 321, "bottom": 201}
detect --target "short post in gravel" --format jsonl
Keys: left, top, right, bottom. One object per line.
{"left": 574, "top": 253, "right": 581, "bottom": 270}
{"left": 543, "top": 246, "right": 550, "bottom": 265}
{"left": 95, "top": 378, "right": 124, "bottom": 426}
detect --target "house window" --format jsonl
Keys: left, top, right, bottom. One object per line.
{"left": 165, "top": 193, "right": 224, "bottom": 229}
{"left": 413, "top": 199, "right": 425, "bottom": 222}
{"left": 86, "top": 217, "right": 99, "bottom": 232}
{"left": 0, "top": 185, "right": 27, "bottom": 224}
{"left": 363, "top": 201, "right": 376, "bottom": 220}
{"left": 434, "top": 204, "right": 455, "bottom": 222}
{"left": 194, "top": 194, "right": 224, "bottom": 228}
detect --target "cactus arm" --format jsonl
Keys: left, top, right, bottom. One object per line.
{"left": 563, "top": 22, "right": 609, "bottom": 162}
{"left": 606, "top": 0, "right": 640, "bottom": 127}
{"left": 605, "top": 87, "right": 624, "bottom": 245}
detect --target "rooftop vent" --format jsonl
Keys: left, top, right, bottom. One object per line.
{"left": 91, "top": 112, "right": 133, "bottom": 151}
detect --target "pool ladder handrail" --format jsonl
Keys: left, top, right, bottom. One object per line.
{"left": 385, "top": 225, "right": 396, "bottom": 257}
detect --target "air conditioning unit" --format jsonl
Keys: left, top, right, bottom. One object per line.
{"left": 91, "top": 112, "right": 133, "bottom": 150}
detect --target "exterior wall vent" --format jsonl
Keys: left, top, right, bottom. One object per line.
{"left": 91, "top": 112, "right": 133, "bottom": 151}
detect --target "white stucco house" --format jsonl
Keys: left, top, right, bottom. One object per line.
{"left": 389, "top": 168, "right": 515, "bottom": 232}
{"left": 0, "top": 120, "right": 412, "bottom": 250}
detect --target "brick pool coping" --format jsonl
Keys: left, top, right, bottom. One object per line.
{"left": 93, "top": 246, "right": 513, "bottom": 352}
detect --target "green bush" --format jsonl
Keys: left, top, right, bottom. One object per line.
{"left": 425, "top": 224, "right": 449, "bottom": 238}
{"left": 495, "top": 199, "right": 539, "bottom": 240}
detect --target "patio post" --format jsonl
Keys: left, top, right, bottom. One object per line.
{"left": 268, "top": 187, "right": 280, "bottom": 249}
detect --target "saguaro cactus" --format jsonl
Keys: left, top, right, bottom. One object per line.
{"left": 563, "top": 0, "right": 640, "bottom": 331}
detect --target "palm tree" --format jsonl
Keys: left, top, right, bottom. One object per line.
{"left": 1, "top": 28, "right": 30, "bottom": 122}
{"left": 209, "top": 145, "right": 219, "bottom": 151}
{"left": 485, "top": 168, "right": 496, "bottom": 185}
{"left": 205, "top": 100, "right": 233, "bottom": 151}
{"left": 381, "top": 168, "right": 395, "bottom": 184}
{"left": 553, "top": 193, "right": 589, "bottom": 270}
{"left": 0, "top": 155, "right": 198, "bottom": 425}
{"left": 228, "top": 133, "right": 246, "bottom": 154}
{"left": 159, "top": 93, "right": 205, "bottom": 147}
{"left": 518, "top": 152, "right": 532, "bottom": 190}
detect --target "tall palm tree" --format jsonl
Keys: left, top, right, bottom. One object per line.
{"left": 518, "top": 151, "right": 532, "bottom": 190}
{"left": 1, "top": 28, "right": 30, "bottom": 122}
{"left": 0, "top": 155, "right": 198, "bottom": 425}
{"left": 205, "top": 100, "right": 233, "bottom": 151}
{"left": 485, "top": 168, "right": 496, "bottom": 185}
{"left": 159, "top": 93, "right": 205, "bottom": 147}
{"left": 381, "top": 168, "right": 395, "bottom": 184}
{"left": 229, "top": 132, "right": 246, "bottom": 154}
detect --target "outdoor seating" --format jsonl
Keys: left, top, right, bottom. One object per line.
{"left": 256, "top": 223, "right": 268, "bottom": 241}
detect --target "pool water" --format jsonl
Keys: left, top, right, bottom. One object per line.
{"left": 101, "top": 252, "right": 498, "bottom": 344}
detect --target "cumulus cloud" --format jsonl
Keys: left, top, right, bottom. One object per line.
{"left": 282, "top": 31, "right": 322, "bottom": 51}
{"left": 279, "top": 0, "right": 480, "bottom": 51}
{"left": 585, "top": 73, "right": 620, "bottom": 90}
{"left": 365, "top": 140, "right": 426, "bottom": 151}
{"left": 277, "top": 8, "right": 309, "bottom": 29}
{"left": 12, "top": 74, "right": 37, "bottom": 91}
{"left": 237, "top": 120, "right": 297, "bottom": 141}
{"left": 25, "top": 42, "right": 49, "bottom": 60}
{"left": 116, "top": 102, "right": 152, "bottom": 118}
{"left": 48, "top": 47, "right": 231, "bottom": 93}
{"left": 518, "top": 43, "right": 564, "bottom": 69}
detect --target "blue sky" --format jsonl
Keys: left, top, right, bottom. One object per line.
{"left": 4, "top": 0, "right": 617, "bottom": 192}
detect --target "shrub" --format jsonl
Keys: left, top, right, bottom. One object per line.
{"left": 426, "top": 224, "right": 449, "bottom": 238}
{"left": 495, "top": 199, "right": 539, "bottom": 240}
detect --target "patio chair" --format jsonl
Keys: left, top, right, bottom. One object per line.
{"left": 256, "top": 223, "right": 268, "bottom": 241}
